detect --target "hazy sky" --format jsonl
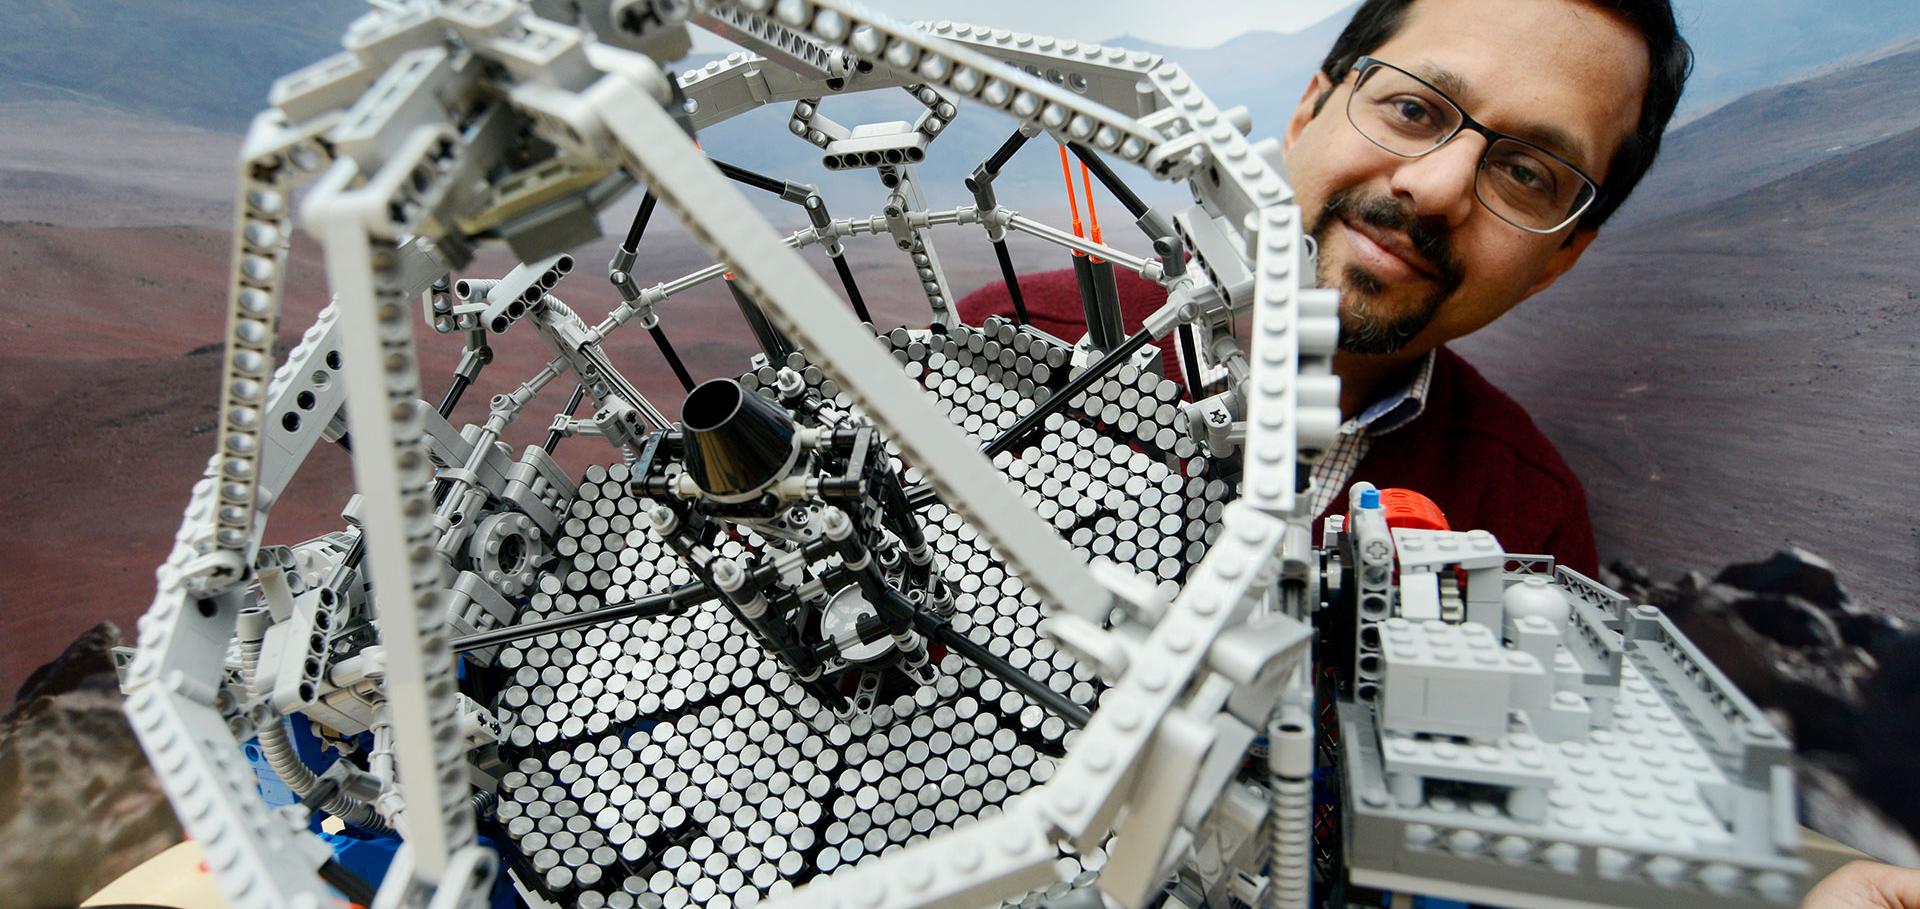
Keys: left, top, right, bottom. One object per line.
{"left": 693, "top": 0, "right": 1356, "bottom": 51}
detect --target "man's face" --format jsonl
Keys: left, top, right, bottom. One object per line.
{"left": 1282, "top": 0, "right": 1650, "bottom": 356}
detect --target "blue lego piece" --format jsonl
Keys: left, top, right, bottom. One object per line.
{"left": 242, "top": 714, "right": 342, "bottom": 813}
{"left": 322, "top": 830, "right": 525, "bottom": 909}
{"left": 241, "top": 715, "right": 520, "bottom": 906}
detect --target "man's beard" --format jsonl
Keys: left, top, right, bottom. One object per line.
{"left": 1307, "top": 189, "right": 1464, "bottom": 355}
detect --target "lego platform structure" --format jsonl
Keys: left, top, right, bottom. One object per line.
{"left": 112, "top": 2, "right": 1807, "bottom": 909}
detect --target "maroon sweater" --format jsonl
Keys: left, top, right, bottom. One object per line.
{"left": 957, "top": 267, "right": 1600, "bottom": 577}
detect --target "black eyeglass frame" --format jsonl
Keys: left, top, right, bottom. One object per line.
{"left": 1345, "top": 55, "right": 1604, "bottom": 235}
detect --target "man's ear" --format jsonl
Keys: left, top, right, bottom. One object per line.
{"left": 1283, "top": 71, "right": 1337, "bottom": 159}
{"left": 1524, "top": 226, "right": 1601, "bottom": 298}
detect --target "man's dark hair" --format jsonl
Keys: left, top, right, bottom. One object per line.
{"left": 1315, "top": 0, "right": 1693, "bottom": 232}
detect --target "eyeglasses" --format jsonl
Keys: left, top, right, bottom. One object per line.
{"left": 1344, "top": 56, "right": 1601, "bottom": 234}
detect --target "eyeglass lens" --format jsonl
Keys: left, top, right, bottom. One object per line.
{"left": 1348, "top": 64, "right": 1594, "bottom": 231}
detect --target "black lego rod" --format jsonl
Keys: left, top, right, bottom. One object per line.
{"left": 1071, "top": 254, "right": 1101, "bottom": 348}
{"left": 542, "top": 384, "right": 588, "bottom": 454}
{"left": 648, "top": 323, "right": 696, "bottom": 392}
{"left": 1066, "top": 142, "right": 1150, "bottom": 220}
{"left": 713, "top": 158, "right": 787, "bottom": 197}
{"left": 320, "top": 858, "right": 378, "bottom": 907}
{"left": 1089, "top": 258, "right": 1125, "bottom": 350}
{"left": 831, "top": 253, "right": 874, "bottom": 324}
{"left": 985, "top": 128, "right": 1033, "bottom": 177}
{"left": 984, "top": 326, "right": 1155, "bottom": 458}
{"left": 913, "top": 611, "right": 1091, "bottom": 728}
{"left": 1175, "top": 322, "right": 1204, "bottom": 398}
{"left": 726, "top": 278, "right": 795, "bottom": 363}
{"left": 623, "top": 191, "right": 658, "bottom": 252}
{"left": 621, "top": 188, "right": 697, "bottom": 392}
{"left": 453, "top": 582, "right": 714, "bottom": 652}
{"left": 991, "top": 239, "right": 1030, "bottom": 326}
{"left": 437, "top": 373, "right": 471, "bottom": 418}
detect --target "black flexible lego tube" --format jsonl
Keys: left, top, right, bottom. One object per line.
{"left": 985, "top": 128, "right": 1033, "bottom": 177}
{"left": 913, "top": 612, "right": 1091, "bottom": 728}
{"left": 623, "top": 192, "right": 658, "bottom": 252}
{"left": 712, "top": 158, "right": 788, "bottom": 196}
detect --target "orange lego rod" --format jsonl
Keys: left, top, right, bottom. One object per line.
{"left": 1079, "top": 161, "right": 1104, "bottom": 263}
{"left": 1058, "top": 145, "right": 1086, "bottom": 256}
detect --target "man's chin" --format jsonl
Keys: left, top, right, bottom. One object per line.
{"left": 1333, "top": 269, "right": 1440, "bottom": 355}
{"left": 1336, "top": 326, "right": 1416, "bottom": 355}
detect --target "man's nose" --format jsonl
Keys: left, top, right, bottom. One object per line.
{"left": 1387, "top": 132, "right": 1484, "bottom": 228}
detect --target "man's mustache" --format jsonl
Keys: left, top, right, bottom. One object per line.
{"left": 1320, "top": 190, "right": 1463, "bottom": 286}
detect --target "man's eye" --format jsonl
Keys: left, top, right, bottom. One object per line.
{"left": 1390, "top": 97, "right": 1434, "bottom": 123}
{"left": 1494, "top": 154, "right": 1560, "bottom": 198}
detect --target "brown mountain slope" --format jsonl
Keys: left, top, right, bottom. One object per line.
{"left": 0, "top": 101, "right": 240, "bottom": 227}
{"left": 1612, "top": 48, "right": 1920, "bottom": 226}
{"left": 1620, "top": 47, "right": 1920, "bottom": 226}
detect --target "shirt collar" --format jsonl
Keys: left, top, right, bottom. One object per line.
{"left": 1348, "top": 350, "right": 1436, "bottom": 437}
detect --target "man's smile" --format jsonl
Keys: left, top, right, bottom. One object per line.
{"left": 1339, "top": 215, "right": 1439, "bottom": 283}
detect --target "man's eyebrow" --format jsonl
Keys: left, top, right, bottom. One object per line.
{"left": 1412, "top": 62, "right": 1596, "bottom": 173}
{"left": 1413, "top": 62, "right": 1473, "bottom": 102}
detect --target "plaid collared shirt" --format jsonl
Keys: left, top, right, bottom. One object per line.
{"left": 1305, "top": 351, "right": 1438, "bottom": 519}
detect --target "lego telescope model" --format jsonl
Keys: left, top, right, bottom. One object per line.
{"left": 115, "top": 2, "right": 1809, "bottom": 908}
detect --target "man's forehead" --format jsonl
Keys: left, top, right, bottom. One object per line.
{"left": 1372, "top": 0, "right": 1649, "bottom": 177}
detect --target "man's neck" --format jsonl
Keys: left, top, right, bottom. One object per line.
{"left": 1333, "top": 348, "right": 1430, "bottom": 421}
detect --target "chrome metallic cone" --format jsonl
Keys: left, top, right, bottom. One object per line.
{"left": 679, "top": 378, "right": 800, "bottom": 502}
